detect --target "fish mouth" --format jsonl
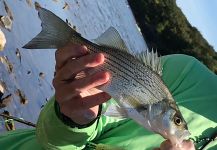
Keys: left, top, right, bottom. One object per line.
{"left": 176, "top": 129, "right": 191, "bottom": 140}
{"left": 159, "top": 129, "right": 191, "bottom": 145}
{"left": 170, "top": 130, "right": 191, "bottom": 145}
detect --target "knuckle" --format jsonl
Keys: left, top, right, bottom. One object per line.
{"left": 62, "top": 65, "right": 71, "bottom": 76}
{"left": 76, "top": 57, "right": 85, "bottom": 66}
{"left": 52, "top": 78, "right": 57, "bottom": 88}
{"left": 67, "top": 59, "right": 80, "bottom": 72}
{"left": 55, "top": 50, "right": 60, "bottom": 60}
{"left": 52, "top": 77, "right": 59, "bottom": 88}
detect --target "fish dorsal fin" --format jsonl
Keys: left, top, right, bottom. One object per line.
{"left": 134, "top": 49, "right": 162, "bottom": 76}
{"left": 93, "top": 27, "right": 129, "bottom": 52}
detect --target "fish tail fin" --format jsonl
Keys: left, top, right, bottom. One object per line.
{"left": 23, "top": 8, "right": 79, "bottom": 49}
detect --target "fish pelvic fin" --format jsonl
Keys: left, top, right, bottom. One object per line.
{"left": 23, "top": 8, "right": 78, "bottom": 49}
{"left": 103, "top": 104, "right": 128, "bottom": 119}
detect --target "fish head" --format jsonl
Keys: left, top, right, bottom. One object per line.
{"left": 161, "top": 106, "right": 190, "bottom": 145}
{"left": 148, "top": 100, "right": 190, "bottom": 145}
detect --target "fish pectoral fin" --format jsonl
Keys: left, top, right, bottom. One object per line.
{"left": 102, "top": 104, "right": 128, "bottom": 118}
{"left": 93, "top": 27, "right": 130, "bottom": 52}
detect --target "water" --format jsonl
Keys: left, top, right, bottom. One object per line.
{"left": 0, "top": 0, "right": 147, "bottom": 132}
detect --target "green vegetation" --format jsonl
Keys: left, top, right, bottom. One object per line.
{"left": 128, "top": 0, "right": 217, "bottom": 73}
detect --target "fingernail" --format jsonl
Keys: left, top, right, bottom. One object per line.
{"left": 98, "top": 72, "right": 110, "bottom": 83}
{"left": 104, "top": 72, "right": 110, "bottom": 81}
{"left": 95, "top": 53, "right": 104, "bottom": 64}
{"left": 81, "top": 45, "right": 88, "bottom": 53}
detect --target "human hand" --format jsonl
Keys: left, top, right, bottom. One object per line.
{"left": 154, "top": 140, "right": 195, "bottom": 150}
{"left": 53, "top": 43, "right": 111, "bottom": 125}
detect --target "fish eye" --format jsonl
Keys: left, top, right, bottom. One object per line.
{"left": 174, "top": 116, "right": 182, "bottom": 126}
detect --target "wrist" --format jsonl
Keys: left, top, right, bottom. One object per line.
{"left": 69, "top": 106, "right": 99, "bottom": 125}
{"left": 54, "top": 100, "right": 102, "bottom": 129}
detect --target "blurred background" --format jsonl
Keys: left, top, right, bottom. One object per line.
{"left": 128, "top": 0, "right": 217, "bottom": 73}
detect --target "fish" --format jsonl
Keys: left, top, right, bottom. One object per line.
{"left": 23, "top": 8, "right": 190, "bottom": 145}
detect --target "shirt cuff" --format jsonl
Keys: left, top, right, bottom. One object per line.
{"left": 54, "top": 100, "right": 102, "bottom": 129}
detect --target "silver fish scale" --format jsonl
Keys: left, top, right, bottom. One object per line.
{"left": 106, "top": 50, "right": 169, "bottom": 103}
{"left": 85, "top": 42, "right": 169, "bottom": 105}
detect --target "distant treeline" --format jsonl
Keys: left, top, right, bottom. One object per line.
{"left": 128, "top": 0, "right": 217, "bottom": 74}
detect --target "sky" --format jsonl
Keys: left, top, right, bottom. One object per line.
{"left": 176, "top": 0, "right": 217, "bottom": 52}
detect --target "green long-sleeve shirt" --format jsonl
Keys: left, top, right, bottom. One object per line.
{"left": 0, "top": 54, "right": 217, "bottom": 150}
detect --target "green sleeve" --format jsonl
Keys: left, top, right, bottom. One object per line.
{"left": 0, "top": 129, "right": 43, "bottom": 150}
{"left": 36, "top": 97, "right": 100, "bottom": 150}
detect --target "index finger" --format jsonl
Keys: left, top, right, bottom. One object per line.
{"left": 61, "top": 91, "right": 111, "bottom": 112}
{"left": 55, "top": 43, "right": 88, "bottom": 70}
